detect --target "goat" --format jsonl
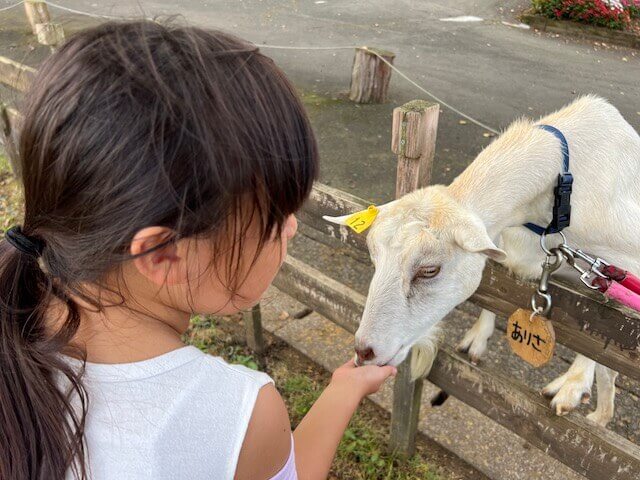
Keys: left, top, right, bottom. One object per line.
{"left": 325, "top": 95, "right": 640, "bottom": 425}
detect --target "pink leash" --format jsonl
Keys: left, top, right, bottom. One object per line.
{"left": 601, "top": 265, "right": 640, "bottom": 296}
{"left": 592, "top": 276, "right": 640, "bottom": 312}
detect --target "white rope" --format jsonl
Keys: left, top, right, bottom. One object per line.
{"left": 258, "top": 45, "right": 357, "bottom": 51}
{"left": 1, "top": 2, "right": 500, "bottom": 134}
{"left": 260, "top": 44, "right": 500, "bottom": 134}
{"left": 0, "top": 1, "right": 23, "bottom": 12}
{"left": 364, "top": 48, "right": 500, "bottom": 135}
{"left": 45, "top": 1, "right": 140, "bottom": 20}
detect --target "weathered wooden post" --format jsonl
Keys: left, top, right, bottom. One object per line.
{"left": 388, "top": 99, "right": 440, "bottom": 456}
{"left": 349, "top": 47, "right": 395, "bottom": 104}
{"left": 0, "top": 104, "right": 22, "bottom": 176}
{"left": 24, "top": 0, "right": 51, "bottom": 34}
{"left": 243, "top": 304, "right": 266, "bottom": 365}
{"left": 24, "top": 1, "right": 64, "bottom": 49}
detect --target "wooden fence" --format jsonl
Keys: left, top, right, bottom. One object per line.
{"left": 1, "top": 11, "right": 639, "bottom": 478}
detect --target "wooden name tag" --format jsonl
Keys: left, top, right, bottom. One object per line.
{"left": 506, "top": 309, "right": 556, "bottom": 367}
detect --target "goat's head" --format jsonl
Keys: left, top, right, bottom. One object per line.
{"left": 325, "top": 185, "right": 506, "bottom": 378}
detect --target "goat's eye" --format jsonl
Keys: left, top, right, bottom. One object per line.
{"left": 413, "top": 265, "right": 441, "bottom": 282}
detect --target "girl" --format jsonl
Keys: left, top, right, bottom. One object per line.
{"left": 0, "top": 21, "right": 396, "bottom": 480}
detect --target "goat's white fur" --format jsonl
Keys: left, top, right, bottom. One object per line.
{"left": 329, "top": 96, "right": 640, "bottom": 425}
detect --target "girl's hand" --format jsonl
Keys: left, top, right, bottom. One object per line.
{"left": 330, "top": 358, "right": 397, "bottom": 398}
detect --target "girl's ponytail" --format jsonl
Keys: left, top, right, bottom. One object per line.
{"left": 0, "top": 231, "right": 87, "bottom": 479}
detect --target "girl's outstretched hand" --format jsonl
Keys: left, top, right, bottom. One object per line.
{"left": 330, "top": 358, "right": 397, "bottom": 398}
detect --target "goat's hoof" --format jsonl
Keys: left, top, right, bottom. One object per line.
{"left": 543, "top": 376, "right": 592, "bottom": 416}
{"left": 586, "top": 410, "right": 612, "bottom": 428}
{"left": 456, "top": 333, "right": 488, "bottom": 363}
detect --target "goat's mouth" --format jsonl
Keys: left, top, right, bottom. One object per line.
{"left": 385, "top": 345, "right": 411, "bottom": 367}
{"left": 355, "top": 344, "right": 409, "bottom": 368}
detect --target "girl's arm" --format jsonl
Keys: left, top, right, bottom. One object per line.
{"left": 235, "top": 360, "right": 396, "bottom": 480}
{"left": 293, "top": 360, "right": 396, "bottom": 480}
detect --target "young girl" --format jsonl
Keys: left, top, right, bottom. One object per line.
{"left": 0, "top": 21, "right": 396, "bottom": 480}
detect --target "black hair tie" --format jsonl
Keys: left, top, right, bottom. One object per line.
{"left": 5, "top": 226, "right": 44, "bottom": 258}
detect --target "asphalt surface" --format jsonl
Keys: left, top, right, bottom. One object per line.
{"left": 2, "top": 0, "right": 637, "bottom": 200}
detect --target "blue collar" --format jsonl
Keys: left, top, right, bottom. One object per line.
{"left": 523, "top": 125, "right": 573, "bottom": 236}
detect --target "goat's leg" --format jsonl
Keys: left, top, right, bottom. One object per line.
{"left": 586, "top": 363, "right": 618, "bottom": 427}
{"left": 457, "top": 309, "right": 495, "bottom": 364}
{"left": 542, "top": 354, "right": 595, "bottom": 415}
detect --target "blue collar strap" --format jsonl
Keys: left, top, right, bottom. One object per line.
{"left": 523, "top": 124, "right": 573, "bottom": 235}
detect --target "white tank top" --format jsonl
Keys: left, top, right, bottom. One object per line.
{"left": 65, "top": 346, "right": 273, "bottom": 479}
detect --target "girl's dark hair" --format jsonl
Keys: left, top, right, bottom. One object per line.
{"left": 0, "top": 20, "right": 317, "bottom": 479}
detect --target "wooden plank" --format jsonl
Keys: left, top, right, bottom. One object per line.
{"left": 276, "top": 253, "right": 640, "bottom": 479}
{"left": 427, "top": 347, "right": 640, "bottom": 480}
{"left": 473, "top": 263, "right": 640, "bottom": 380}
{"left": 301, "top": 183, "right": 640, "bottom": 379}
{"left": 299, "top": 183, "right": 369, "bottom": 253}
{"left": 0, "top": 56, "right": 36, "bottom": 92}
{"left": 273, "top": 256, "right": 363, "bottom": 335}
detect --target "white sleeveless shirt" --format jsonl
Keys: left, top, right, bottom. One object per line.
{"left": 66, "top": 346, "right": 273, "bottom": 479}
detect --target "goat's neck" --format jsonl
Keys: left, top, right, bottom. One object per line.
{"left": 447, "top": 126, "right": 565, "bottom": 239}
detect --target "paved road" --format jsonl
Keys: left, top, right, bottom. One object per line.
{"left": 2, "top": 0, "right": 639, "bottom": 200}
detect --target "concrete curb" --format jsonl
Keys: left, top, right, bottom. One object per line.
{"left": 521, "top": 13, "right": 640, "bottom": 50}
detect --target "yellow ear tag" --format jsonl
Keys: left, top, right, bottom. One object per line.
{"left": 345, "top": 205, "right": 379, "bottom": 233}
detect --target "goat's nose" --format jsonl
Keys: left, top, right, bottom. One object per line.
{"left": 355, "top": 347, "right": 375, "bottom": 365}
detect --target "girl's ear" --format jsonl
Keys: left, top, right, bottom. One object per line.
{"left": 130, "top": 227, "right": 185, "bottom": 285}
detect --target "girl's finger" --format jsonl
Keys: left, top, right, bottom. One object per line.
{"left": 341, "top": 358, "right": 357, "bottom": 369}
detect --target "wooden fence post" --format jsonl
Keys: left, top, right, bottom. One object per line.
{"left": 0, "top": 104, "right": 22, "bottom": 176}
{"left": 388, "top": 99, "right": 440, "bottom": 457}
{"left": 244, "top": 303, "right": 266, "bottom": 364}
{"left": 24, "top": 0, "right": 51, "bottom": 35}
{"left": 24, "top": 1, "right": 64, "bottom": 49}
{"left": 349, "top": 47, "right": 395, "bottom": 104}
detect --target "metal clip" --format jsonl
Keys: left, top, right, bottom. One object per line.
{"left": 557, "top": 244, "right": 608, "bottom": 290}
{"left": 531, "top": 248, "right": 564, "bottom": 317}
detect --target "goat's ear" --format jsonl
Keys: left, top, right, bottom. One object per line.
{"left": 454, "top": 223, "right": 507, "bottom": 262}
{"left": 323, "top": 199, "right": 398, "bottom": 226}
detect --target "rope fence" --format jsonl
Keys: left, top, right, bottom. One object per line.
{"left": 0, "top": 0, "right": 501, "bottom": 134}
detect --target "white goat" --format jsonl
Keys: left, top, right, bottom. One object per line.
{"left": 325, "top": 95, "right": 640, "bottom": 425}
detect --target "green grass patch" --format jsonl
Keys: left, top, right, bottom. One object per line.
{"left": 275, "top": 367, "right": 441, "bottom": 480}
{"left": 299, "top": 91, "right": 346, "bottom": 108}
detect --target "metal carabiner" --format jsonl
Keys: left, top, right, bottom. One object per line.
{"left": 531, "top": 291, "right": 552, "bottom": 317}
{"left": 538, "top": 248, "right": 565, "bottom": 294}
{"left": 531, "top": 248, "right": 564, "bottom": 316}
{"left": 558, "top": 244, "right": 607, "bottom": 290}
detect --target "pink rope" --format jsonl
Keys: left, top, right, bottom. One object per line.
{"left": 603, "top": 281, "right": 640, "bottom": 312}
